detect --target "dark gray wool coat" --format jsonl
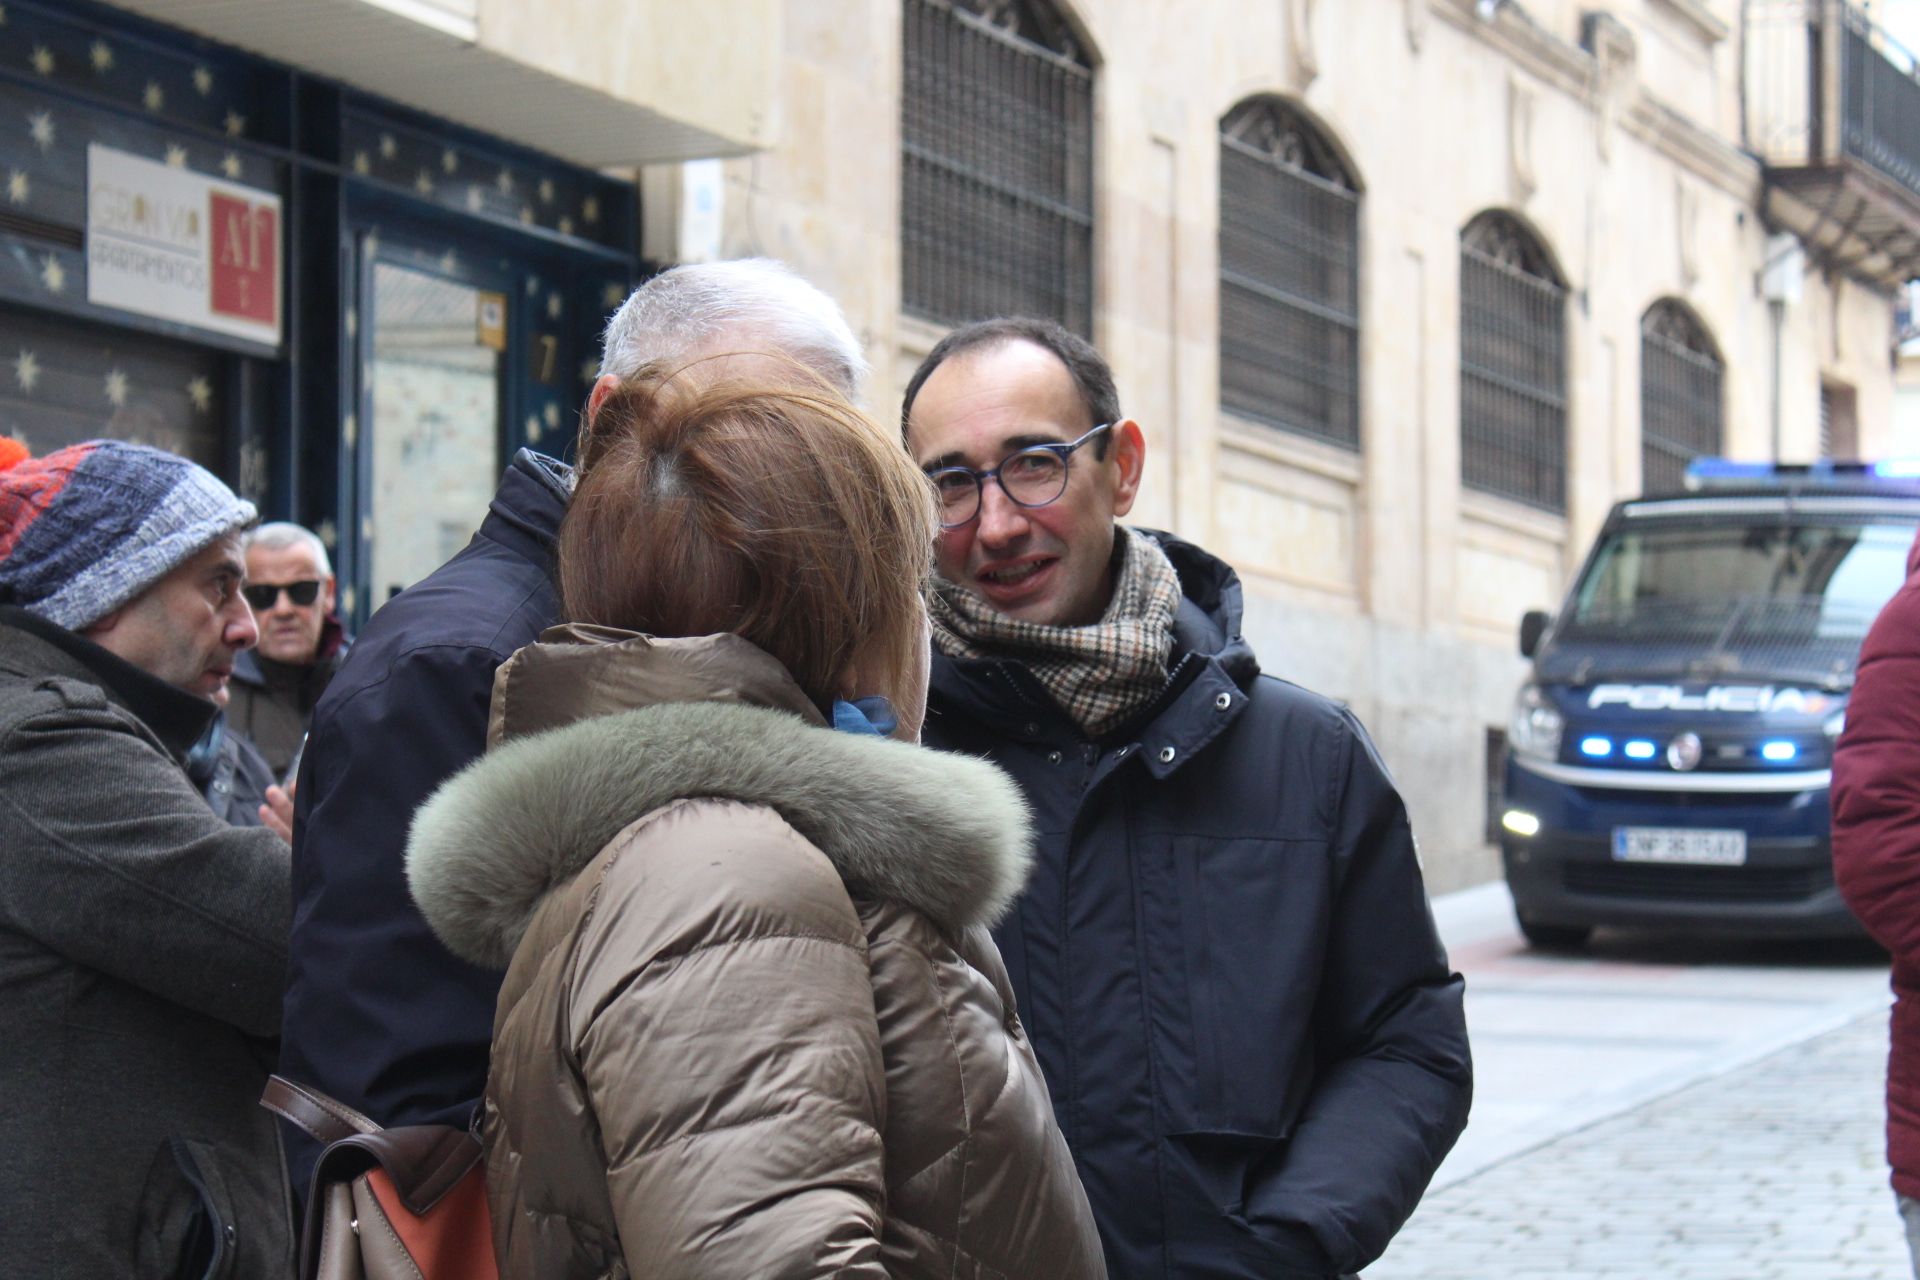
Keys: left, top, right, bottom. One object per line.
{"left": 0, "top": 606, "right": 294, "bottom": 1279}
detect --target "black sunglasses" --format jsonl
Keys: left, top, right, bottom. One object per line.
{"left": 242, "top": 580, "right": 323, "bottom": 610}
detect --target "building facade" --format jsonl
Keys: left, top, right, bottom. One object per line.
{"left": 689, "top": 0, "right": 1920, "bottom": 889}
{"left": 32, "top": 0, "right": 1920, "bottom": 889}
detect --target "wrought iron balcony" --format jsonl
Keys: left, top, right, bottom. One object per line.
{"left": 1746, "top": 1, "right": 1920, "bottom": 286}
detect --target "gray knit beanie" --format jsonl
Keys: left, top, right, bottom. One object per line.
{"left": 0, "top": 439, "right": 257, "bottom": 630}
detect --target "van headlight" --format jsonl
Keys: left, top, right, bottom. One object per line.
{"left": 1509, "top": 685, "right": 1564, "bottom": 763}
{"left": 1824, "top": 709, "right": 1846, "bottom": 738}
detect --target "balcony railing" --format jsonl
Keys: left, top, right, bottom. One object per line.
{"left": 1747, "top": 1, "right": 1920, "bottom": 285}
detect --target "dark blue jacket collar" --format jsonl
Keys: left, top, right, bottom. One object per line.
{"left": 483, "top": 449, "right": 574, "bottom": 568}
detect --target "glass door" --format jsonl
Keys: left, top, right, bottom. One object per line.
{"left": 361, "top": 255, "right": 507, "bottom": 607}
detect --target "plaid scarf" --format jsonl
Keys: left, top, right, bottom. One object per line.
{"left": 931, "top": 527, "right": 1182, "bottom": 738}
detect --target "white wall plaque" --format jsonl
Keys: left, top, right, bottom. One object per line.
{"left": 86, "top": 143, "right": 283, "bottom": 348}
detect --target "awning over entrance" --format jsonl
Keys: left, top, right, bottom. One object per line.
{"left": 111, "top": 0, "right": 777, "bottom": 167}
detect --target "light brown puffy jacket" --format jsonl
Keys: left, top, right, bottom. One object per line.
{"left": 407, "top": 626, "right": 1105, "bottom": 1279}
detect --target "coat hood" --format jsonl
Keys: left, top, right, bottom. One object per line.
{"left": 407, "top": 627, "right": 1035, "bottom": 969}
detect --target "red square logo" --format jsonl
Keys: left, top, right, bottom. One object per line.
{"left": 209, "top": 192, "right": 277, "bottom": 326}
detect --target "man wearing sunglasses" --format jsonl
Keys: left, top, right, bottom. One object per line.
{"left": 227, "top": 522, "right": 350, "bottom": 778}
{"left": 903, "top": 319, "right": 1471, "bottom": 1280}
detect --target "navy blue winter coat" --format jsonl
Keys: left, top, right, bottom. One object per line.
{"left": 922, "top": 531, "right": 1471, "bottom": 1279}
{"left": 278, "top": 450, "right": 570, "bottom": 1200}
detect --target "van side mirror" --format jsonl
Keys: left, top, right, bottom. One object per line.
{"left": 1519, "top": 610, "right": 1552, "bottom": 659}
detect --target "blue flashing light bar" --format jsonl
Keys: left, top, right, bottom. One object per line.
{"left": 1624, "top": 740, "right": 1657, "bottom": 760}
{"left": 1684, "top": 457, "right": 1920, "bottom": 491}
{"left": 1579, "top": 736, "right": 1613, "bottom": 759}
{"left": 1760, "top": 740, "right": 1799, "bottom": 762}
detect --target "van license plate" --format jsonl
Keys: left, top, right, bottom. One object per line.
{"left": 1611, "top": 827, "right": 1747, "bottom": 866}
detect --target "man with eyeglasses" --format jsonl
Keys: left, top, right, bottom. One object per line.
{"left": 227, "top": 521, "right": 350, "bottom": 778}
{"left": 903, "top": 318, "right": 1471, "bottom": 1280}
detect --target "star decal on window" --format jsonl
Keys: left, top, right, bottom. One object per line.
{"left": 225, "top": 111, "right": 246, "bottom": 138}
{"left": 187, "top": 376, "right": 213, "bottom": 412}
{"left": 221, "top": 152, "right": 242, "bottom": 180}
{"left": 90, "top": 41, "right": 114, "bottom": 73}
{"left": 441, "top": 148, "right": 459, "bottom": 175}
{"left": 30, "top": 46, "right": 52, "bottom": 77}
{"left": 27, "top": 109, "right": 53, "bottom": 153}
{"left": 13, "top": 348, "right": 39, "bottom": 393}
{"left": 546, "top": 292, "right": 563, "bottom": 320}
{"left": 6, "top": 170, "right": 26, "bottom": 206}
{"left": 353, "top": 151, "right": 371, "bottom": 176}
{"left": 378, "top": 133, "right": 397, "bottom": 160}
{"left": 38, "top": 254, "right": 63, "bottom": 294}
{"left": 193, "top": 66, "right": 213, "bottom": 96}
{"left": 466, "top": 184, "right": 483, "bottom": 213}
{"left": 143, "top": 82, "right": 165, "bottom": 113}
{"left": 165, "top": 143, "right": 188, "bottom": 168}
{"left": 104, "top": 369, "right": 129, "bottom": 408}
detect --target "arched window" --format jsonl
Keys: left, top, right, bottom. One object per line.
{"left": 1640, "top": 300, "right": 1723, "bottom": 494}
{"left": 902, "top": 0, "right": 1094, "bottom": 334}
{"left": 1459, "top": 211, "right": 1567, "bottom": 512}
{"left": 1218, "top": 97, "right": 1360, "bottom": 448}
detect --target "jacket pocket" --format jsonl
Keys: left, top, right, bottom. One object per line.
{"left": 135, "top": 1138, "right": 235, "bottom": 1280}
{"left": 1167, "top": 834, "right": 1328, "bottom": 1135}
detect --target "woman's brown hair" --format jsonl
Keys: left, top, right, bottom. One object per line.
{"left": 557, "top": 365, "right": 937, "bottom": 712}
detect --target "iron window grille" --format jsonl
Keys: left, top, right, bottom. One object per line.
{"left": 1459, "top": 211, "right": 1568, "bottom": 512}
{"left": 902, "top": 0, "right": 1094, "bottom": 335}
{"left": 1639, "top": 300, "right": 1722, "bottom": 496}
{"left": 1218, "top": 98, "right": 1360, "bottom": 449}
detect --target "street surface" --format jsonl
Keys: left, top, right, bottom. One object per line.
{"left": 1366, "top": 882, "right": 1904, "bottom": 1278}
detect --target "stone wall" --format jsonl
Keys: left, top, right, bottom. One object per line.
{"left": 651, "top": 0, "right": 1903, "bottom": 889}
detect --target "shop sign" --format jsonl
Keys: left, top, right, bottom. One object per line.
{"left": 85, "top": 143, "right": 283, "bottom": 348}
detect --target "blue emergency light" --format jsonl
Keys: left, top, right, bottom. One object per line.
{"left": 1579, "top": 736, "right": 1613, "bottom": 759}
{"left": 1683, "top": 457, "right": 1920, "bottom": 492}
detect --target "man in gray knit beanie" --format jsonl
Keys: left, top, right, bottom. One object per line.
{"left": 0, "top": 438, "right": 296, "bottom": 1278}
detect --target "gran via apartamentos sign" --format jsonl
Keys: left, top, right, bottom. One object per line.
{"left": 86, "top": 143, "right": 283, "bottom": 349}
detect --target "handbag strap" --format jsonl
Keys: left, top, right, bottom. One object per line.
{"left": 260, "top": 1074, "right": 382, "bottom": 1147}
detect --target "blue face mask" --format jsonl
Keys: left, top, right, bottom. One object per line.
{"left": 831, "top": 696, "right": 899, "bottom": 738}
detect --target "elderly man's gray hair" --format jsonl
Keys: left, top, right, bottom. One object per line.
{"left": 598, "top": 258, "right": 868, "bottom": 399}
{"left": 247, "top": 521, "right": 333, "bottom": 577}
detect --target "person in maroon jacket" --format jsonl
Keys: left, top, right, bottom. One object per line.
{"left": 1833, "top": 529, "right": 1920, "bottom": 1278}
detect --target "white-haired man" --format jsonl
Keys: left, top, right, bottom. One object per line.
{"left": 279, "top": 258, "right": 868, "bottom": 1205}
{"left": 226, "top": 521, "right": 348, "bottom": 778}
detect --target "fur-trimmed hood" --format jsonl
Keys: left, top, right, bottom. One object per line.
{"left": 406, "top": 629, "right": 1035, "bottom": 970}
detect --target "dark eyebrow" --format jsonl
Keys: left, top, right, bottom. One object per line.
{"left": 922, "top": 433, "right": 1074, "bottom": 471}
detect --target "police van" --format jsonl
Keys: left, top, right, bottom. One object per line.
{"left": 1499, "top": 460, "right": 1920, "bottom": 948}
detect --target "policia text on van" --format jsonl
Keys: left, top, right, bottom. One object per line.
{"left": 1499, "top": 460, "right": 1919, "bottom": 949}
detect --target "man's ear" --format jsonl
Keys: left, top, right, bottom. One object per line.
{"left": 1109, "top": 419, "right": 1147, "bottom": 518}
{"left": 586, "top": 373, "right": 620, "bottom": 424}
{"left": 82, "top": 608, "right": 123, "bottom": 638}
{"left": 322, "top": 575, "right": 338, "bottom": 614}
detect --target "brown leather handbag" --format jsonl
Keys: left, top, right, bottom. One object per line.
{"left": 260, "top": 1076, "right": 499, "bottom": 1280}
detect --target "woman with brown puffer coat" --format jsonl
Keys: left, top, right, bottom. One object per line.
{"left": 405, "top": 371, "right": 1106, "bottom": 1280}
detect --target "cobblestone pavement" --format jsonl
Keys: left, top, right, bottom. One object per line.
{"left": 1367, "top": 1012, "right": 1908, "bottom": 1279}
